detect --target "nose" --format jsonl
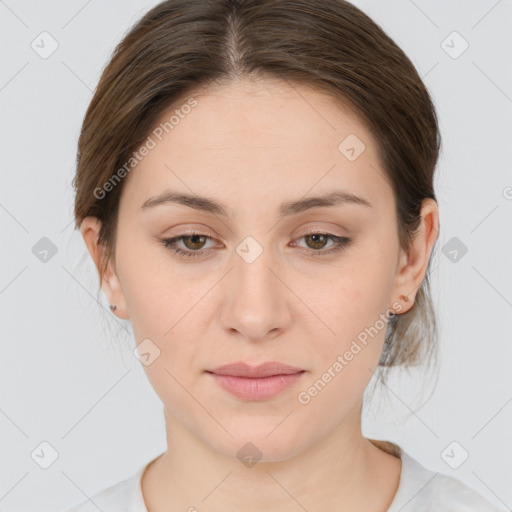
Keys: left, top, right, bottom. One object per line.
{"left": 219, "top": 244, "right": 293, "bottom": 342}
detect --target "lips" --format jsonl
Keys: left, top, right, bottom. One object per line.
{"left": 207, "top": 361, "right": 304, "bottom": 378}
{"left": 206, "top": 362, "right": 306, "bottom": 400}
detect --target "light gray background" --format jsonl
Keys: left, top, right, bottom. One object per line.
{"left": 0, "top": 1, "right": 511, "bottom": 510}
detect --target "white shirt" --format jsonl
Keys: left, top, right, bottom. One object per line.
{"left": 66, "top": 444, "right": 506, "bottom": 512}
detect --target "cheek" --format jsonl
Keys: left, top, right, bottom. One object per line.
{"left": 295, "top": 270, "right": 394, "bottom": 419}
{"left": 300, "top": 246, "right": 397, "bottom": 373}
{"left": 117, "top": 244, "right": 212, "bottom": 383}
{"left": 116, "top": 232, "right": 185, "bottom": 335}
{"left": 312, "top": 260, "right": 395, "bottom": 337}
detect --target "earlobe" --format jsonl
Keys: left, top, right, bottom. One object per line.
{"left": 392, "top": 198, "right": 439, "bottom": 314}
{"left": 79, "top": 216, "right": 130, "bottom": 319}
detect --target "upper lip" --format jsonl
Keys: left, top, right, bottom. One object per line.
{"left": 208, "top": 362, "right": 305, "bottom": 378}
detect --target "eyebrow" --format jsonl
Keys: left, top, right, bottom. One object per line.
{"left": 140, "top": 189, "right": 372, "bottom": 218}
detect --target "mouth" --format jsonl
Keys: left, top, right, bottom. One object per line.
{"left": 206, "top": 361, "right": 306, "bottom": 401}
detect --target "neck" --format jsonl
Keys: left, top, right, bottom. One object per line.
{"left": 141, "top": 402, "right": 401, "bottom": 512}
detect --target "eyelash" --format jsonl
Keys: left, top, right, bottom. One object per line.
{"left": 160, "top": 232, "right": 352, "bottom": 259}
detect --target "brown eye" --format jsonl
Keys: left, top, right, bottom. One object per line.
{"left": 293, "top": 232, "right": 352, "bottom": 257}
{"left": 304, "top": 233, "right": 330, "bottom": 250}
{"left": 161, "top": 233, "right": 216, "bottom": 259}
{"left": 181, "top": 234, "right": 208, "bottom": 250}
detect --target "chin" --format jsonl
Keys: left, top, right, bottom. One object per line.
{"left": 203, "top": 420, "right": 310, "bottom": 465}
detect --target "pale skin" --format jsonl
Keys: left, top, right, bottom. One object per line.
{"left": 81, "top": 77, "right": 439, "bottom": 511}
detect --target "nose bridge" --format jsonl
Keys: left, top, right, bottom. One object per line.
{"left": 221, "top": 239, "right": 291, "bottom": 340}
{"left": 236, "top": 246, "right": 276, "bottom": 301}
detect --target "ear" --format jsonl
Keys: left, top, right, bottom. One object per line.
{"left": 80, "top": 216, "right": 129, "bottom": 319}
{"left": 392, "top": 198, "right": 439, "bottom": 314}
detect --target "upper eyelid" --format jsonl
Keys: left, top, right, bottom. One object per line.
{"left": 163, "top": 232, "right": 351, "bottom": 261}
{"left": 170, "top": 231, "right": 343, "bottom": 247}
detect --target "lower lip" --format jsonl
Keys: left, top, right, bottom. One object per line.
{"left": 208, "top": 372, "right": 305, "bottom": 401}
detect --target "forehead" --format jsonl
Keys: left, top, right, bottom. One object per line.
{"left": 122, "top": 77, "right": 389, "bottom": 212}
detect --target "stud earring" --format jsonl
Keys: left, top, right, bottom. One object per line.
{"left": 109, "top": 304, "right": 117, "bottom": 311}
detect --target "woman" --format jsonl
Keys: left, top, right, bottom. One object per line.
{"left": 68, "top": 0, "right": 504, "bottom": 510}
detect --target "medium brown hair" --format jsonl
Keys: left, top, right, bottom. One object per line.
{"left": 73, "top": 0, "right": 441, "bottom": 382}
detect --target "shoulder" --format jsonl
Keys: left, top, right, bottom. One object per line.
{"left": 64, "top": 463, "right": 148, "bottom": 512}
{"left": 386, "top": 446, "right": 506, "bottom": 512}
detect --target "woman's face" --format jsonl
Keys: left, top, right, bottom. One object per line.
{"left": 96, "top": 77, "right": 426, "bottom": 461}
